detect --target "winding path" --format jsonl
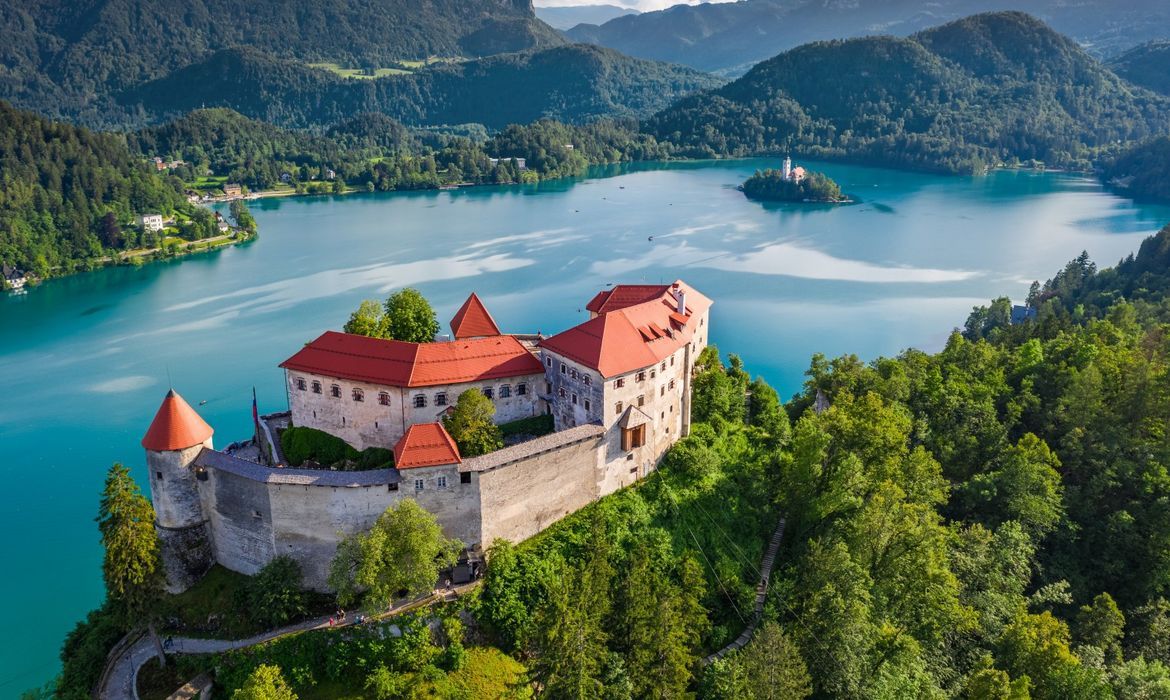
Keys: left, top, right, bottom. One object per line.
{"left": 702, "top": 517, "right": 786, "bottom": 666}
{"left": 97, "top": 586, "right": 470, "bottom": 700}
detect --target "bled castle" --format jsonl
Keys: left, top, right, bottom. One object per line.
{"left": 142, "top": 281, "right": 711, "bottom": 592}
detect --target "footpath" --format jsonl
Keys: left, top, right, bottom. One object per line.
{"left": 97, "top": 585, "right": 473, "bottom": 700}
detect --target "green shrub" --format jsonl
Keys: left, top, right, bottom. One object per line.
{"left": 281, "top": 426, "right": 358, "bottom": 467}
{"left": 55, "top": 603, "right": 127, "bottom": 700}
{"left": 241, "top": 556, "right": 308, "bottom": 629}
{"left": 356, "top": 446, "right": 395, "bottom": 469}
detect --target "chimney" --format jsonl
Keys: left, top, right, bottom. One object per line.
{"left": 676, "top": 288, "right": 687, "bottom": 315}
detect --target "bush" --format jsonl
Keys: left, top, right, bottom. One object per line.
{"left": 55, "top": 603, "right": 127, "bottom": 700}
{"left": 357, "top": 447, "right": 395, "bottom": 469}
{"left": 281, "top": 426, "right": 358, "bottom": 467}
{"left": 241, "top": 556, "right": 308, "bottom": 629}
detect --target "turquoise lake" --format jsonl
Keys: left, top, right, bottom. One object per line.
{"left": 3, "top": 158, "right": 1170, "bottom": 691}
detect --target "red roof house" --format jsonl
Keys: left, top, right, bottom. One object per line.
{"left": 280, "top": 331, "right": 543, "bottom": 388}
{"left": 541, "top": 281, "right": 712, "bottom": 378}
{"left": 393, "top": 423, "right": 462, "bottom": 468}
{"left": 142, "top": 389, "right": 214, "bottom": 451}
{"left": 449, "top": 293, "right": 502, "bottom": 339}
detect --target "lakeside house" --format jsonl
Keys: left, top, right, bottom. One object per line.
{"left": 2, "top": 264, "right": 28, "bottom": 291}
{"left": 137, "top": 214, "right": 164, "bottom": 233}
{"left": 489, "top": 157, "right": 527, "bottom": 170}
{"left": 223, "top": 183, "right": 243, "bottom": 197}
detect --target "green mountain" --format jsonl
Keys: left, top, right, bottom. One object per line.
{"left": 117, "top": 45, "right": 721, "bottom": 130}
{"left": 0, "top": 0, "right": 564, "bottom": 124}
{"left": 1101, "top": 137, "right": 1170, "bottom": 203}
{"left": 646, "top": 12, "right": 1170, "bottom": 174}
{"left": 534, "top": 3, "right": 637, "bottom": 30}
{"left": 567, "top": 0, "right": 1170, "bottom": 75}
{"left": 0, "top": 101, "right": 188, "bottom": 276}
{"left": 1109, "top": 41, "right": 1170, "bottom": 96}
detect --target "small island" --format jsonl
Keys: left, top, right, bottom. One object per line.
{"left": 739, "top": 157, "right": 851, "bottom": 203}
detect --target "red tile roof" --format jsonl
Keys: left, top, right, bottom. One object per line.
{"left": 585, "top": 284, "right": 673, "bottom": 315}
{"left": 142, "top": 389, "right": 214, "bottom": 451}
{"left": 393, "top": 423, "right": 462, "bottom": 469}
{"left": 541, "top": 280, "right": 712, "bottom": 378}
{"left": 450, "top": 292, "right": 501, "bottom": 339}
{"left": 280, "top": 331, "right": 543, "bottom": 388}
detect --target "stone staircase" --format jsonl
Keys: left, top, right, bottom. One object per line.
{"left": 702, "top": 517, "right": 786, "bottom": 665}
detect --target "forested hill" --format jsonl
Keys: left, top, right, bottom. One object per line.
{"left": 0, "top": 101, "right": 187, "bottom": 277}
{"left": 117, "top": 45, "right": 721, "bottom": 130}
{"left": 0, "top": 0, "right": 562, "bottom": 124}
{"left": 1101, "top": 137, "right": 1170, "bottom": 203}
{"left": 646, "top": 12, "right": 1170, "bottom": 174}
{"left": 566, "top": 0, "right": 1170, "bottom": 75}
{"left": 1109, "top": 41, "right": 1170, "bottom": 96}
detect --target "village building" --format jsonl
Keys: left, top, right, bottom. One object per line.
{"left": 223, "top": 183, "right": 243, "bottom": 197}
{"left": 143, "top": 280, "right": 712, "bottom": 592}
{"left": 488, "top": 157, "right": 527, "bottom": 170}
{"left": 2, "top": 264, "right": 28, "bottom": 291}
{"left": 137, "top": 214, "right": 164, "bottom": 232}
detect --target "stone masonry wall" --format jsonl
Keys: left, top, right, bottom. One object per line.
{"left": 286, "top": 370, "right": 544, "bottom": 451}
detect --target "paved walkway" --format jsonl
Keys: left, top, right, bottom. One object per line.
{"left": 702, "top": 517, "right": 786, "bottom": 665}
{"left": 98, "top": 585, "right": 472, "bottom": 700}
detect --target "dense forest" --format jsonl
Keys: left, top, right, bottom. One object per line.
{"left": 0, "top": 101, "right": 193, "bottom": 278}
{"left": 0, "top": 0, "right": 562, "bottom": 122}
{"left": 1101, "top": 137, "right": 1170, "bottom": 203}
{"left": 1108, "top": 41, "right": 1170, "bottom": 96}
{"left": 117, "top": 45, "right": 720, "bottom": 130}
{"left": 646, "top": 12, "right": 1170, "bottom": 174}
{"left": 127, "top": 108, "right": 670, "bottom": 193}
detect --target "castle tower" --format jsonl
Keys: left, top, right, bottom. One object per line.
{"left": 142, "top": 389, "right": 215, "bottom": 592}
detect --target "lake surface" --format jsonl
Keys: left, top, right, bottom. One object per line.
{"left": 3, "top": 158, "right": 1169, "bottom": 691}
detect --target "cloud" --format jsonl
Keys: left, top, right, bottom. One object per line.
{"left": 89, "top": 375, "right": 157, "bottom": 394}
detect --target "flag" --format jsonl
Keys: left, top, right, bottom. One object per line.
{"left": 252, "top": 386, "right": 260, "bottom": 433}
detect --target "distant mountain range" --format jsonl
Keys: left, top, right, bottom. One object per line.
{"left": 118, "top": 45, "right": 721, "bottom": 130}
{"left": 567, "top": 0, "right": 1170, "bottom": 75}
{"left": 1109, "top": 41, "right": 1170, "bottom": 97}
{"left": 535, "top": 3, "right": 637, "bottom": 30}
{"left": 646, "top": 12, "right": 1170, "bottom": 174}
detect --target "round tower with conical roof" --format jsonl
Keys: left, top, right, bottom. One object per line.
{"left": 143, "top": 389, "right": 215, "bottom": 592}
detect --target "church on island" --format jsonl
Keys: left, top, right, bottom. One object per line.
{"left": 143, "top": 281, "right": 712, "bottom": 591}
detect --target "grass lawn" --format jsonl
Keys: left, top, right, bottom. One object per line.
{"left": 399, "top": 57, "right": 464, "bottom": 69}
{"left": 188, "top": 176, "right": 227, "bottom": 190}
{"left": 308, "top": 61, "right": 411, "bottom": 78}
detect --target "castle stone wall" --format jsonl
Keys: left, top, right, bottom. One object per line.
{"left": 200, "top": 467, "right": 276, "bottom": 577}
{"left": 148, "top": 439, "right": 212, "bottom": 529}
{"left": 157, "top": 521, "right": 214, "bottom": 593}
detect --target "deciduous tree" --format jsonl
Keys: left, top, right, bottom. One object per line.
{"left": 443, "top": 389, "right": 503, "bottom": 457}
{"left": 383, "top": 288, "right": 439, "bottom": 343}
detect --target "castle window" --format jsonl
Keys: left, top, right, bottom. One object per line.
{"left": 661, "top": 362, "right": 666, "bottom": 371}
{"left": 295, "top": 377, "right": 307, "bottom": 391}
{"left": 517, "top": 383, "right": 528, "bottom": 396}
{"left": 329, "top": 384, "right": 341, "bottom": 398}
{"left": 435, "top": 392, "right": 448, "bottom": 406}
{"left": 352, "top": 388, "right": 364, "bottom": 402}
{"left": 415, "top": 478, "right": 424, "bottom": 491}
{"left": 560, "top": 364, "right": 567, "bottom": 375}
{"left": 379, "top": 392, "right": 391, "bottom": 406}
{"left": 253, "top": 510, "right": 262, "bottom": 519}
{"left": 546, "top": 357, "right": 552, "bottom": 367}
{"left": 583, "top": 376, "right": 591, "bottom": 386}
{"left": 638, "top": 395, "right": 645, "bottom": 407}
{"left": 460, "top": 472, "right": 472, "bottom": 484}
{"left": 413, "top": 394, "right": 427, "bottom": 408}
{"left": 559, "top": 388, "right": 566, "bottom": 398}
{"left": 156, "top": 471, "right": 162, "bottom": 480}
{"left": 636, "top": 371, "right": 646, "bottom": 382}
{"left": 671, "top": 357, "right": 675, "bottom": 366}
{"left": 669, "top": 379, "right": 676, "bottom": 390}
{"left": 584, "top": 399, "right": 591, "bottom": 412}
{"left": 437, "top": 475, "right": 448, "bottom": 489}
{"left": 650, "top": 369, "right": 656, "bottom": 379}
{"left": 483, "top": 387, "right": 494, "bottom": 400}
{"left": 615, "top": 401, "right": 623, "bottom": 415}
{"left": 570, "top": 369, "right": 578, "bottom": 379}
{"left": 311, "top": 381, "right": 322, "bottom": 394}
{"left": 500, "top": 385, "right": 512, "bottom": 398}
{"left": 572, "top": 393, "right": 578, "bottom": 405}
{"left": 614, "top": 378, "right": 625, "bottom": 389}
{"left": 621, "top": 425, "right": 647, "bottom": 451}
{"left": 661, "top": 386, "right": 665, "bottom": 397}
{"left": 388, "top": 483, "right": 398, "bottom": 492}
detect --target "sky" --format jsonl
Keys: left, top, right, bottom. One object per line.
{"left": 535, "top": 0, "right": 736, "bottom": 11}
